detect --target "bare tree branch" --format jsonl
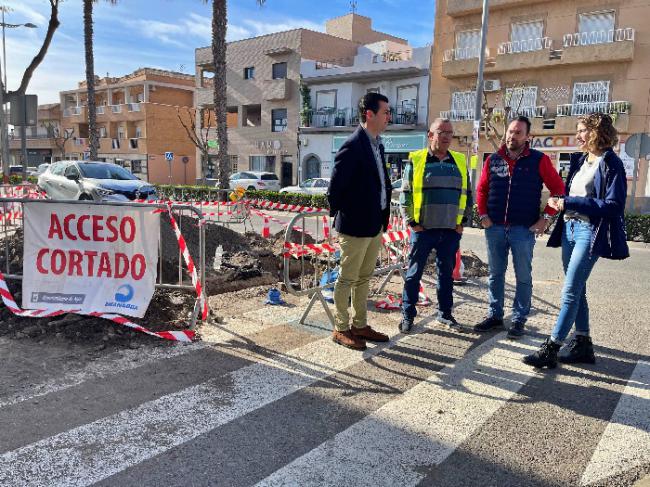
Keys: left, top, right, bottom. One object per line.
{"left": 7, "top": 0, "right": 61, "bottom": 98}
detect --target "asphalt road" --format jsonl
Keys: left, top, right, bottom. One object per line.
{"left": 0, "top": 227, "right": 648, "bottom": 487}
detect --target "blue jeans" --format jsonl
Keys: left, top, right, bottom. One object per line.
{"left": 402, "top": 228, "right": 460, "bottom": 320}
{"left": 485, "top": 224, "right": 536, "bottom": 323}
{"left": 551, "top": 219, "right": 599, "bottom": 342}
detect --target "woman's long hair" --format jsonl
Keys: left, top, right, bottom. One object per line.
{"left": 578, "top": 113, "right": 618, "bottom": 153}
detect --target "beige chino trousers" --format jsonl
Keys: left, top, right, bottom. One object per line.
{"left": 333, "top": 231, "right": 383, "bottom": 331}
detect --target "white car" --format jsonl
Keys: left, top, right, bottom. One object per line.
{"left": 279, "top": 178, "right": 330, "bottom": 195}
{"left": 229, "top": 171, "right": 280, "bottom": 191}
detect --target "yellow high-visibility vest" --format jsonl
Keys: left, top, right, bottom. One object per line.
{"left": 409, "top": 148, "right": 468, "bottom": 225}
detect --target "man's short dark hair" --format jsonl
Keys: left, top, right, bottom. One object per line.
{"left": 358, "top": 92, "right": 389, "bottom": 122}
{"left": 511, "top": 115, "right": 531, "bottom": 134}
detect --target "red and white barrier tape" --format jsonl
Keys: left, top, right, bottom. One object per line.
{"left": 374, "top": 285, "right": 432, "bottom": 310}
{"left": 283, "top": 241, "right": 338, "bottom": 259}
{"left": 382, "top": 229, "right": 411, "bottom": 244}
{"left": 165, "top": 204, "right": 209, "bottom": 321}
{"left": 0, "top": 271, "right": 195, "bottom": 342}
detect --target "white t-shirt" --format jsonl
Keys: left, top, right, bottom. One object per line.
{"left": 565, "top": 156, "right": 602, "bottom": 221}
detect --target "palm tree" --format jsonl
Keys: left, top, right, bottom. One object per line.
{"left": 83, "top": 0, "right": 117, "bottom": 160}
{"left": 209, "top": 0, "right": 266, "bottom": 189}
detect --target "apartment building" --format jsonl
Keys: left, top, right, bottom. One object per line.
{"left": 9, "top": 103, "right": 62, "bottom": 166}
{"left": 60, "top": 68, "right": 197, "bottom": 184}
{"left": 430, "top": 0, "right": 650, "bottom": 209}
{"left": 300, "top": 40, "right": 430, "bottom": 181}
{"left": 195, "top": 13, "right": 407, "bottom": 186}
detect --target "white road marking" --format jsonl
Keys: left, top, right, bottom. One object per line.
{"left": 0, "top": 304, "right": 296, "bottom": 410}
{"left": 0, "top": 328, "right": 403, "bottom": 487}
{"left": 581, "top": 360, "right": 650, "bottom": 486}
{"left": 257, "top": 335, "right": 540, "bottom": 487}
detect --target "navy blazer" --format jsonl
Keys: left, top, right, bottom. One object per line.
{"left": 547, "top": 149, "right": 629, "bottom": 260}
{"left": 327, "top": 126, "right": 392, "bottom": 237}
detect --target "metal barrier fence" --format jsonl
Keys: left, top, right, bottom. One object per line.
{"left": 0, "top": 198, "right": 206, "bottom": 329}
{"left": 282, "top": 204, "right": 413, "bottom": 329}
{"left": 282, "top": 210, "right": 337, "bottom": 327}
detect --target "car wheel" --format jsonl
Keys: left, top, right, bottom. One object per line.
{"left": 79, "top": 193, "right": 93, "bottom": 201}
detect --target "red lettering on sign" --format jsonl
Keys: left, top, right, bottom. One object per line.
{"left": 77, "top": 215, "right": 91, "bottom": 241}
{"left": 34, "top": 249, "right": 148, "bottom": 281}
{"left": 114, "top": 253, "right": 129, "bottom": 279}
{"left": 105, "top": 216, "right": 118, "bottom": 242}
{"left": 63, "top": 214, "right": 77, "bottom": 241}
{"left": 48, "top": 214, "right": 63, "bottom": 240}
{"left": 120, "top": 217, "right": 135, "bottom": 243}
{"left": 36, "top": 248, "right": 49, "bottom": 274}
{"left": 85, "top": 250, "right": 97, "bottom": 276}
{"left": 51, "top": 249, "right": 66, "bottom": 275}
{"left": 97, "top": 252, "right": 112, "bottom": 277}
{"left": 68, "top": 250, "right": 83, "bottom": 276}
{"left": 92, "top": 215, "right": 105, "bottom": 242}
{"left": 131, "top": 254, "right": 146, "bottom": 280}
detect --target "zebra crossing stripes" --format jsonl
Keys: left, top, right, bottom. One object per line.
{"left": 256, "top": 335, "right": 540, "bottom": 487}
{"left": 0, "top": 328, "right": 401, "bottom": 487}
{"left": 581, "top": 360, "right": 650, "bottom": 486}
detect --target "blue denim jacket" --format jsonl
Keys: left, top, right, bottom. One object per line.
{"left": 547, "top": 149, "right": 629, "bottom": 260}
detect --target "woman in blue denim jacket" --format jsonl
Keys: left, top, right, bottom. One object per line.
{"left": 524, "top": 113, "right": 629, "bottom": 369}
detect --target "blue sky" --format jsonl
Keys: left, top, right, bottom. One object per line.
{"left": 5, "top": 0, "right": 436, "bottom": 104}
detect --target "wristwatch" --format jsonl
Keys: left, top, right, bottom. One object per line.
{"left": 542, "top": 213, "right": 553, "bottom": 221}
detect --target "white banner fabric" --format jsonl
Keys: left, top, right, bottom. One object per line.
{"left": 22, "top": 203, "right": 160, "bottom": 318}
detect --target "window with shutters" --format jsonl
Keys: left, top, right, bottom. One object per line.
{"left": 454, "top": 30, "right": 480, "bottom": 59}
{"left": 510, "top": 21, "right": 545, "bottom": 52}
{"left": 451, "top": 91, "right": 476, "bottom": 120}
{"left": 571, "top": 81, "right": 610, "bottom": 115}
{"left": 505, "top": 86, "right": 538, "bottom": 116}
{"left": 578, "top": 11, "right": 616, "bottom": 45}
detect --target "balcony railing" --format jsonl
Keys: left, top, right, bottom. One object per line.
{"left": 563, "top": 28, "right": 635, "bottom": 48}
{"left": 443, "top": 46, "right": 481, "bottom": 62}
{"left": 493, "top": 106, "right": 547, "bottom": 119}
{"left": 440, "top": 109, "right": 474, "bottom": 121}
{"left": 301, "top": 105, "right": 419, "bottom": 128}
{"left": 301, "top": 108, "right": 353, "bottom": 128}
{"left": 391, "top": 104, "right": 419, "bottom": 125}
{"left": 128, "top": 103, "right": 141, "bottom": 112}
{"left": 63, "top": 107, "right": 81, "bottom": 117}
{"left": 110, "top": 105, "right": 122, "bottom": 113}
{"left": 498, "top": 37, "right": 552, "bottom": 55}
{"left": 556, "top": 100, "right": 630, "bottom": 117}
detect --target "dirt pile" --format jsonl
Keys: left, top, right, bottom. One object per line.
{"left": 0, "top": 275, "right": 197, "bottom": 350}
{"left": 460, "top": 250, "right": 489, "bottom": 277}
{"left": 159, "top": 214, "right": 284, "bottom": 295}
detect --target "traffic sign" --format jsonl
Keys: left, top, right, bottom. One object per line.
{"left": 164, "top": 152, "right": 174, "bottom": 161}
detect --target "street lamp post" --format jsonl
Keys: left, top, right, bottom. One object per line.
{"left": 471, "top": 0, "right": 490, "bottom": 191}
{"left": 0, "top": 6, "right": 37, "bottom": 182}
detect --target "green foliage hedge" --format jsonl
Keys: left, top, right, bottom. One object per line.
{"left": 625, "top": 213, "right": 650, "bottom": 242}
{"left": 245, "top": 190, "right": 328, "bottom": 209}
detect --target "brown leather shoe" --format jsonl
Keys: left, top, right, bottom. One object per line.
{"left": 332, "top": 330, "right": 367, "bottom": 350}
{"left": 351, "top": 325, "right": 389, "bottom": 342}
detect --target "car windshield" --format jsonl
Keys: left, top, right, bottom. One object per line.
{"left": 78, "top": 163, "right": 137, "bottom": 180}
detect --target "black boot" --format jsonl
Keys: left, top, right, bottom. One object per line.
{"left": 558, "top": 335, "right": 596, "bottom": 364}
{"left": 523, "top": 338, "right": 561, "bottom": 369}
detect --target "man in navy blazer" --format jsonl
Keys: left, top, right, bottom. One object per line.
{"left": 327, "top": 93, "right": 392, "bottom": 350}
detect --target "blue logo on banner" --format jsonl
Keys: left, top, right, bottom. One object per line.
{"left": 115, "top": 284, "right": 135, "bottom": 303}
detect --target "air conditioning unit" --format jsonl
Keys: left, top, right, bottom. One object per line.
{"left": 484, "top": 79, "right": 501, "bottom": 92}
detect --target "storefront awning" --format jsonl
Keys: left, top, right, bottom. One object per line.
{"left": 332, "top": 132, "right": 427, "bottom": 153}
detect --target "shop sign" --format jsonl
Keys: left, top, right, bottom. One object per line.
{"left": 332, "top": 133, "right": 426, "bottom": 153}
{"left": 257, "top": 140, "right": 283, "bottom": 155}
{"left": 530, "top": 136, "right": 578, "bottom": 150}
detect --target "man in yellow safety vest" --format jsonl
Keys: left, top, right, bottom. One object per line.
{"left": 399, "top": 118, "right": 472, "bottom": 333}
